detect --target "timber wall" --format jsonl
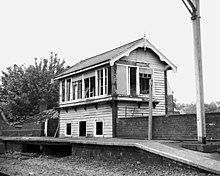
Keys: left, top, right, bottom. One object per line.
{"left": 118, "top": 48, "right": 166, "bottom": 115}
{"left": 116, "top": 113, "right": 220, "bottom": 140}
{"left": 59, "top": 102, "right": 113, "bottom": 138}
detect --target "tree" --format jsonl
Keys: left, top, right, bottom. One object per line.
{"left": 0, "top": 53, "right": 65, "bottom": 122}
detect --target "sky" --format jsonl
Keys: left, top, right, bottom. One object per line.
{"left": 0, "top": 0, "right": 220, "bottom": 104}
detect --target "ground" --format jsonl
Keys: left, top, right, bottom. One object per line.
{"left": 0, "top": 152, "right": 215, "bottom": 176}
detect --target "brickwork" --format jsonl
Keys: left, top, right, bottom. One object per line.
{"left": 116, "top": 113, "right": 220, "bottom": 140}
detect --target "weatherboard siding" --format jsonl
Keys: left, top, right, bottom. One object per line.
{"left": 59, "top": 103, "right": 113, "bottom": 138}
{"left": 116, "top": 48, "right": 166, "bottom": 115}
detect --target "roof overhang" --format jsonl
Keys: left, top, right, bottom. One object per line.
{"left": 110, "top": 38, "right": 177, "bottom": 72}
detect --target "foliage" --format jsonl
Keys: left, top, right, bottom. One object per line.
{"left": 0, "top": 53, "right": 65, "bottom": 122}
{"left": 175, "top": 101, "right": 220, "bottom": 114}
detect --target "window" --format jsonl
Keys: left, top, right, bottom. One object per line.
{"left": 66, "top": 123, "right": 71, "bottom": 136}
{"left": 140, "top": 73, "right": 151, "bottom": 94}
{"left": 61, "top": 80, "right": 65, "bottom": 102}
{"left": 77, "top": 80, "right": 82, "bottom": 99}
{"left": 72, "top": 81, "right": 76, "bottom": 100}
{"left": 97, "top": 68, "right": 108, "bottom": 96}
{"left": 97, "top": 69, "right": 103, "bottom": 95}
{"left": 104, "top": 68, "right": 108, "bottom": 95}
{"left": 129, "top": 67, "right": 137, "bottom": 96}
{"left": 96, "top": 121, "right": 103, "bottom": 136}
{"left": 84, "top": 76, "right": 95, "bottom": 98}
{"left": 66, "top": 79, "right": 71, "bottom": 101}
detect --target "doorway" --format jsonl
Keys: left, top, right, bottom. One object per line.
{"left": 79, "top": 121, "right": 86, "bottom": 137}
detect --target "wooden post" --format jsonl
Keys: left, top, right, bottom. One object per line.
{"left": 192, "top": 0, "right": 206, "bottom": 144}
{"left": 164, "top": 70, "right": 168, "bottom": 116}
{"left": 148, "top": 79, "right": 153, "bottom": 140}
{"left": 111, "top": 65, "right": 117, "bottom": 137}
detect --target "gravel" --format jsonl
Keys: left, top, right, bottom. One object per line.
{"left": 0, "top": 152, "right": 215, "bottom": 176}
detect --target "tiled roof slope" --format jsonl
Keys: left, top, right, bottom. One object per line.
{"left": 56, "top": 38, "right": 143, "bottom": 78}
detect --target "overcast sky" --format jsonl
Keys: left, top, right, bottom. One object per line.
{"left": 0, "top": 0, "right": 219, "bottom": 103}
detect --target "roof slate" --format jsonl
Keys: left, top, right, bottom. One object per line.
{"left": 56, "top": 38, "right": 143, "bottom": 78}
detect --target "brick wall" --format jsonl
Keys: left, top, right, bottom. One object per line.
{"left": 116, "top": 113, "right": 220, "bottom": 140}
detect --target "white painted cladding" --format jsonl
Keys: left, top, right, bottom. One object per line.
{"left": 118, "top": 47, "right": 166, "bottom": 115}
{"left": 59, "top": 103, "right": 112, "bottom": 137}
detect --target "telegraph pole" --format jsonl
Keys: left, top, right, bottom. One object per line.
{"left": 182, "top": 0, "right": 206, "bottom": 144}
{"left": 148, "top": 79, "right": 153, "bottom": 140}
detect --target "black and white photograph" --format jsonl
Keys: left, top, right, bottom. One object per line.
{"left": 0, "top": 0, "right": 220, "bottom": 175}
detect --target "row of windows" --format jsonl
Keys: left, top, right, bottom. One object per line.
{"left": 61, "top": 68, "right": 110, "bottom": 102}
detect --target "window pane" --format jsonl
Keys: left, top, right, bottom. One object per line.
{"left": 72, "top": 82, "right": 76, "bottom": 100}
{"left": 84, "top": 78, "right": 89, "bottom": 98}
{"left": 140, "top": 74, "right": 151, "bottom": 94}
{"left": 130, "top": 67, "right": 137, "bottom": 96}
{"left": 62, "top": 80, "right": 65, "bottom": 102}
{"left": 90, "top": 77, "right": 95, "bottom": 97}
{"left": 77, "top": 80, "right": 82, "bottom": 99}
{"left": 98, "top": 69, "right": 103, "bottom": 95}
{"left": 66, "top": 79, "right": 71, "bottom": 101}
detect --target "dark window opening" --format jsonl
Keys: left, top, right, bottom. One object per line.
{"left": 90, "top": 77, "right": 95, "bottom": 97}
{"left": 85, "top": 78, "right": 89, "bottom": 98}
{"left": 61, "top": 80, "right": 65, "bottom": 102}
{"left": 140, "top": 73, "right": 151, "bottom": 94}
{"left": 79, "top": 121, "right": 86, "bottom": 137}
{"left": 96, "top": 121, "right": 103, "bottom": 135}
{"left": 72, "top": 81, "right": 76, "bottom": 100}
{"left": 66, "top": 79, "right": 71, "bottom": 101}
{"left": 66, "top": 123, "right": 71, "bottom": 135}
{"left": 130, "top": 67, "right": 137, "bottom": 96}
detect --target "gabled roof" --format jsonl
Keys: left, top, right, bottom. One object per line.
{"left": 55, "top": 37, "right": 177, "bottom": 80}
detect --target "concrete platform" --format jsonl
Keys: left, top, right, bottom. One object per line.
{"left": 1, "top": 136, "right": 220, "bottom": 175}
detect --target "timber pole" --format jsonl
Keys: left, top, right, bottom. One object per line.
{"left": 148, "top": 79, "right": 153, "bottom": 140}
{"left": 182, "top": 0, "right": 206, "bottom": 144}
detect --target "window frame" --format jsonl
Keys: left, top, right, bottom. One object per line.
{"left": 94, "top": 120, "right": 104, "bottom": 137}
{"left": 65, "top": 122, "right": 72, "bottom": 137}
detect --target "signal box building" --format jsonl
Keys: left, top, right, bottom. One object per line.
{"left": 55, "top": 37, "right": 177, "bottom": 138}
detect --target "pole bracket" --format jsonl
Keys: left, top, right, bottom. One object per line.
{"left": 182, "top": 0, "right": 197, "bottom": 20}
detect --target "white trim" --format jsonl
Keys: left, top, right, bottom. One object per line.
{"left": 54, "top": 61, "right": 109, "bottom": 80}
{"left": 126, "top": 65, "right": 129, "bottom": 95}
{"left": 152, "top": 68, "right": 155, "bottom": 97}
{"left": 44, "top": 119, "right": 48, "bottom": 137}
{"left": 70, "top": 78, "right": 73, "bottom": 101}
{"left": 65, "top": 122, "right": 72, "bottom": 137}
{"left": 95, "top": 70, "right": 98, "bottom": 96}
{"left": 59, "top": 81, "right": 62, "bottom": 103}
{"left": 136, "top": 67, "right": 140, "bottom": 95}
{"left": 64, "top": 79, "right": 67, "bottom": 103}
{"left": 109, "top": 39, "right": 177, "bottom": 72}
{"left": 103, "top": 68, "right": 106, "bottom": 95}
{"left": 82, "top": 74, "right": 85, "bottom": 99}
{"left": 94, "top": 120, "right": 104, "bottom": 137}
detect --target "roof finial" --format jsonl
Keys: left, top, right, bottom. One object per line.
{"left": 144, "top": 34, "right": 147, "bottom": 51}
